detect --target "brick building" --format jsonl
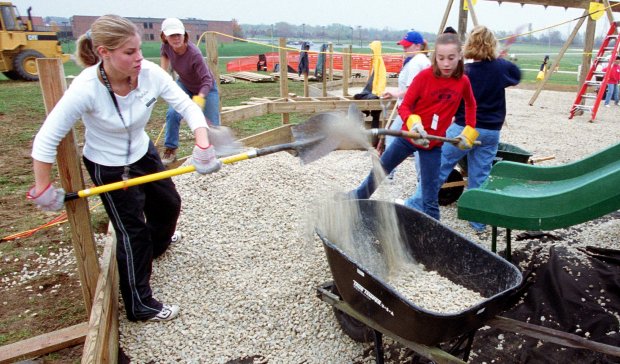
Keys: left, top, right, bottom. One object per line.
{"left": 71, "top": 15, "right": 233, "bottom": 43}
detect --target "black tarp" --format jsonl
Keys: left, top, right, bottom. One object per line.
{"left": 469, "top": 245, "right": 620, "bottom": 363}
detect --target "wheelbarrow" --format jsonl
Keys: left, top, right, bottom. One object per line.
{"left": 315, "top": 199, "right": 524, "bottom": 363}
{"left": 439, "top": 142, "right": 544, "bottom": 206}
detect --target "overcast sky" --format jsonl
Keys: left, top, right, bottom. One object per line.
{"left": 11, "top": 0, "right": 605, "bottom": 37}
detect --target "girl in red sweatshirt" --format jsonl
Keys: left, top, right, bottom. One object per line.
{"left": 349, "top": 33, "right": 477, "bottom": 220}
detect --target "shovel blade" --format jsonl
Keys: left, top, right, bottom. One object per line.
{"left": 291, "top": 106, "right": 372, "bottom": 164}
{"left": 209, "top": 126, "right": 244, "bottom": 157}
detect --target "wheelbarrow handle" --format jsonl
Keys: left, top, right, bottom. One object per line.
{"left": 368, "top": 128, "right": 482, "bottom": 146}
{"left": 64, "top": 139, "right": 319, "bottom": 202}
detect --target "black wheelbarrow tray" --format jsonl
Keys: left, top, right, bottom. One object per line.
{"left": 316, "top": 200, "right": 523, "bottom": 348}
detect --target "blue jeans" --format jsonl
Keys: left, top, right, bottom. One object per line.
{"left": 404, "top": 124, "right": 500, "bottom": 229}
{"left": 164, "top": 80, "right": 220, "bottom": 149}
{"left": 604, "top": 83, "right": 619, "bottom": 106}
{"left": 385, "top": 115, "right": 418, "bottom": 176}
{"left": 352, "top": 137, "right": 442, "bottom": 220}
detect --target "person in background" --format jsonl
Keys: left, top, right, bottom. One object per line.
{"left": 405, "top": 25, "right": 521, "bottom": 232}
{"left": 603, "top": 55, "right": 620, "bottom": 107}
{"left": 381, "top": 30, "right": 430, "bottom": 179}
{"left": 160, "top": 17, "right": 220, "bottom": 166}
{"left": 349, "top": 33, "right": 478, "bottom": 221}
{"left": 28, "top": 15, "right": 221, "bottom": 322}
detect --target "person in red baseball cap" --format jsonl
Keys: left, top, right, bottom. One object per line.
{"left": 381, "top": 30, "right": 430, "bottom": 179}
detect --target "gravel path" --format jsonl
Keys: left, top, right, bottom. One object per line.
{"left": 118, "top": 88, "right": 620, "bottom": 363}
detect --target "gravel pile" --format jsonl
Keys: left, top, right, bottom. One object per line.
{"left": 118, "top": 88, "right": 620, "bottom": 363}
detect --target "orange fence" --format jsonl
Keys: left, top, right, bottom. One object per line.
{"left": 226, "top": 52, "right": 405, "bottom": 73}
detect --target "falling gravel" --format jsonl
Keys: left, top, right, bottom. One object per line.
{"left": 116, "top": 88, "right": 620, "bottom": 363}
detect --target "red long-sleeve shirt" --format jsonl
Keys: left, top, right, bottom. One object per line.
{"left": 398, "top": 67, "right": 477, "bottom": 149}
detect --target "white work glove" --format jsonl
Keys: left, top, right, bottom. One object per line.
{"left": 27, "top": 184, "right": 65, "bottom": 212}
{"left": 191, "top": 144, "right": 222, "bottom": 175}
{"left": 406, "top": 115, "right": 429, "bottom": 148}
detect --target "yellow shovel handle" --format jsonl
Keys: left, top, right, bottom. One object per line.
{"left": 67, "top": 152, "right": 253, "bottom": 201}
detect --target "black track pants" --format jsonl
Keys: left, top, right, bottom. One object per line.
{"left": 83, "top": 142, "right": 181, "bottom": 321}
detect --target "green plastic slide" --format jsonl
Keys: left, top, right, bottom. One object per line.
{"left": 458, "top": 142, "right": 620, "bottom": 231}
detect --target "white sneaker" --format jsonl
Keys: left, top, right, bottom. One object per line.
{"left": 605, "top": 104, "right": 610, "bottom": 108}
{"left": 171, "top": 231, "right": 182, "bottom": 244}
{"left": 394, "top": 199, "right": 405, "bottom": 205}
{"left": 149, "top": 304, "right": 180, "bottom": 321}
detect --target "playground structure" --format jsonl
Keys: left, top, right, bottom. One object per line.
{"left": 458, "top": 141, "right": 620, "bottom": 260}
{"left": 2, "top": 1, "right": 620, "bottom": 361}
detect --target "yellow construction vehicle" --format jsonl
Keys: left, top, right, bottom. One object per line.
{"left": 0, "top": 2, "right": 70, "bottom": 81}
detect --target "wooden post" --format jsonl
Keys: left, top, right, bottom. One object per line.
{"left": 303, "top": 73, "right": 309, "bottom": 97}
{"left": 467, "top": 0, "right": 478, "bottom": 27}
{"left": 348, "top": 44, "right": 353, "bottom": 76}
{"left": 322, "top": 43, "right": 330, "bottom": 97}
{"left": 603, "top": 0, "right": 616, "bottom": 27}
{"left": 343, "top": 47, "right": 351, "bottom": 97}
{"left": 328, "top": 42, "right": 334, "bottom": 82}
{"left": 438, "top": 0, "right": 455, "bottom": 34}
{"left": 278, "top": 37, "right": 289, "bottom": 124}
{"left": 81, "top": 231, "right": 119, "bottom": 364}
{"left": 458, "top": 0, "right": 468, "bottom": 41}
{"left": 36, "top": 58, "right": 99, "bottom": 315}
{"left": 580, "top": 11, "right": 598, "bottom": 86}
{"left": 529, "top": 9, "right": 588, "bottom": 105}
{"left": 466, "top": 0, "right": 479, "bottom": 27}
{"left": 205, "top": 32, "right": 221, "bottom": 113}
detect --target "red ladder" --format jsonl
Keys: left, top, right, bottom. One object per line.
{"left": 569, "top": 21, "right": 620, "bottom": 122}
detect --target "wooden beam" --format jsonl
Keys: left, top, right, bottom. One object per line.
{"left": 268, "top": 99, "right": 386, "bottom": 113}
{"left": 82, "top": 230, "right": 118, "bottom": 364}
{"left": 580, "top": 9, "right": 598, "bottom": 85}
{"left": 279, "top": 37, "right": 289, "bottom": 124}
{"left": 220, "top": 103, "right": 269, "bottom": 124}
{"left": 466, "top": 0, "right": 480, "bottom": 27}
{"left": 342, "top": 47, "right": 351, "bottom": 97}
{"left": 0, "top": 323, "right": 88, "bottom": 364}
{"left": 439, "top": 0, "right": 456, "bottom": 34}
{"left": 328, "top": 42, "right": 334, "bottom": 83}
{"left": 488, "top": 316, "right": 620, "bottom": 358}
{"left": 458, "top": 0, "right": 468, "bottom": 41}
{"left": 528, "top": 9, "right": 588, "bottom": 105}
{"left": 205, "top": 32, "right": 220, "bottom": 113}
{"left": 239, "top": 124, "right": 293, "bottom": 147}
{"left": 603, "top": 0, "right": 616, "bottom": 26}
{"left": 37, "top": 59, "right": 99, "bottom": 315}
{"left": 482, "top": 0, "right": 620, "bottom": 10}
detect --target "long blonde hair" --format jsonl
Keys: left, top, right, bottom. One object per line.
{"left": 464, "top": 25, "right": 498, "bottom": 61}
{"left": 75, "top": 15, "right": 139, "bottom": 67}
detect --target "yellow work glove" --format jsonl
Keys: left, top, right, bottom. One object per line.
{"left": 457, "top": 125, "right": 480, "bottom": 150}
{"left": 405, "top": 114, "right": 429, "bottom": 147}
{"left": 192, "top": 95, "right": 206, "bottom": 109}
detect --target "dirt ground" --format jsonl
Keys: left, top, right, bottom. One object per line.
{"left": 0, "top": 81, "right": 610, "bottom": 362}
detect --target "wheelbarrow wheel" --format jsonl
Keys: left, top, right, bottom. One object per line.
{"left": 438, "top": 168, "right": 465, "bottom": 206}
{"left": 331, "top": 285, "right": 374, "bottom": 343}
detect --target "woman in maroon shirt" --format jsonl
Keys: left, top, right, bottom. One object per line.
{"left": 159, "top": 18, "right": 220, "bottom": 166}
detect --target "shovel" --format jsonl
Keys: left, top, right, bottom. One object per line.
{"left": 63, "top": 118, "right": 338, "bottom": 202}
{"left": 298, "top": 103, "right": 481, "bottom": 149}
